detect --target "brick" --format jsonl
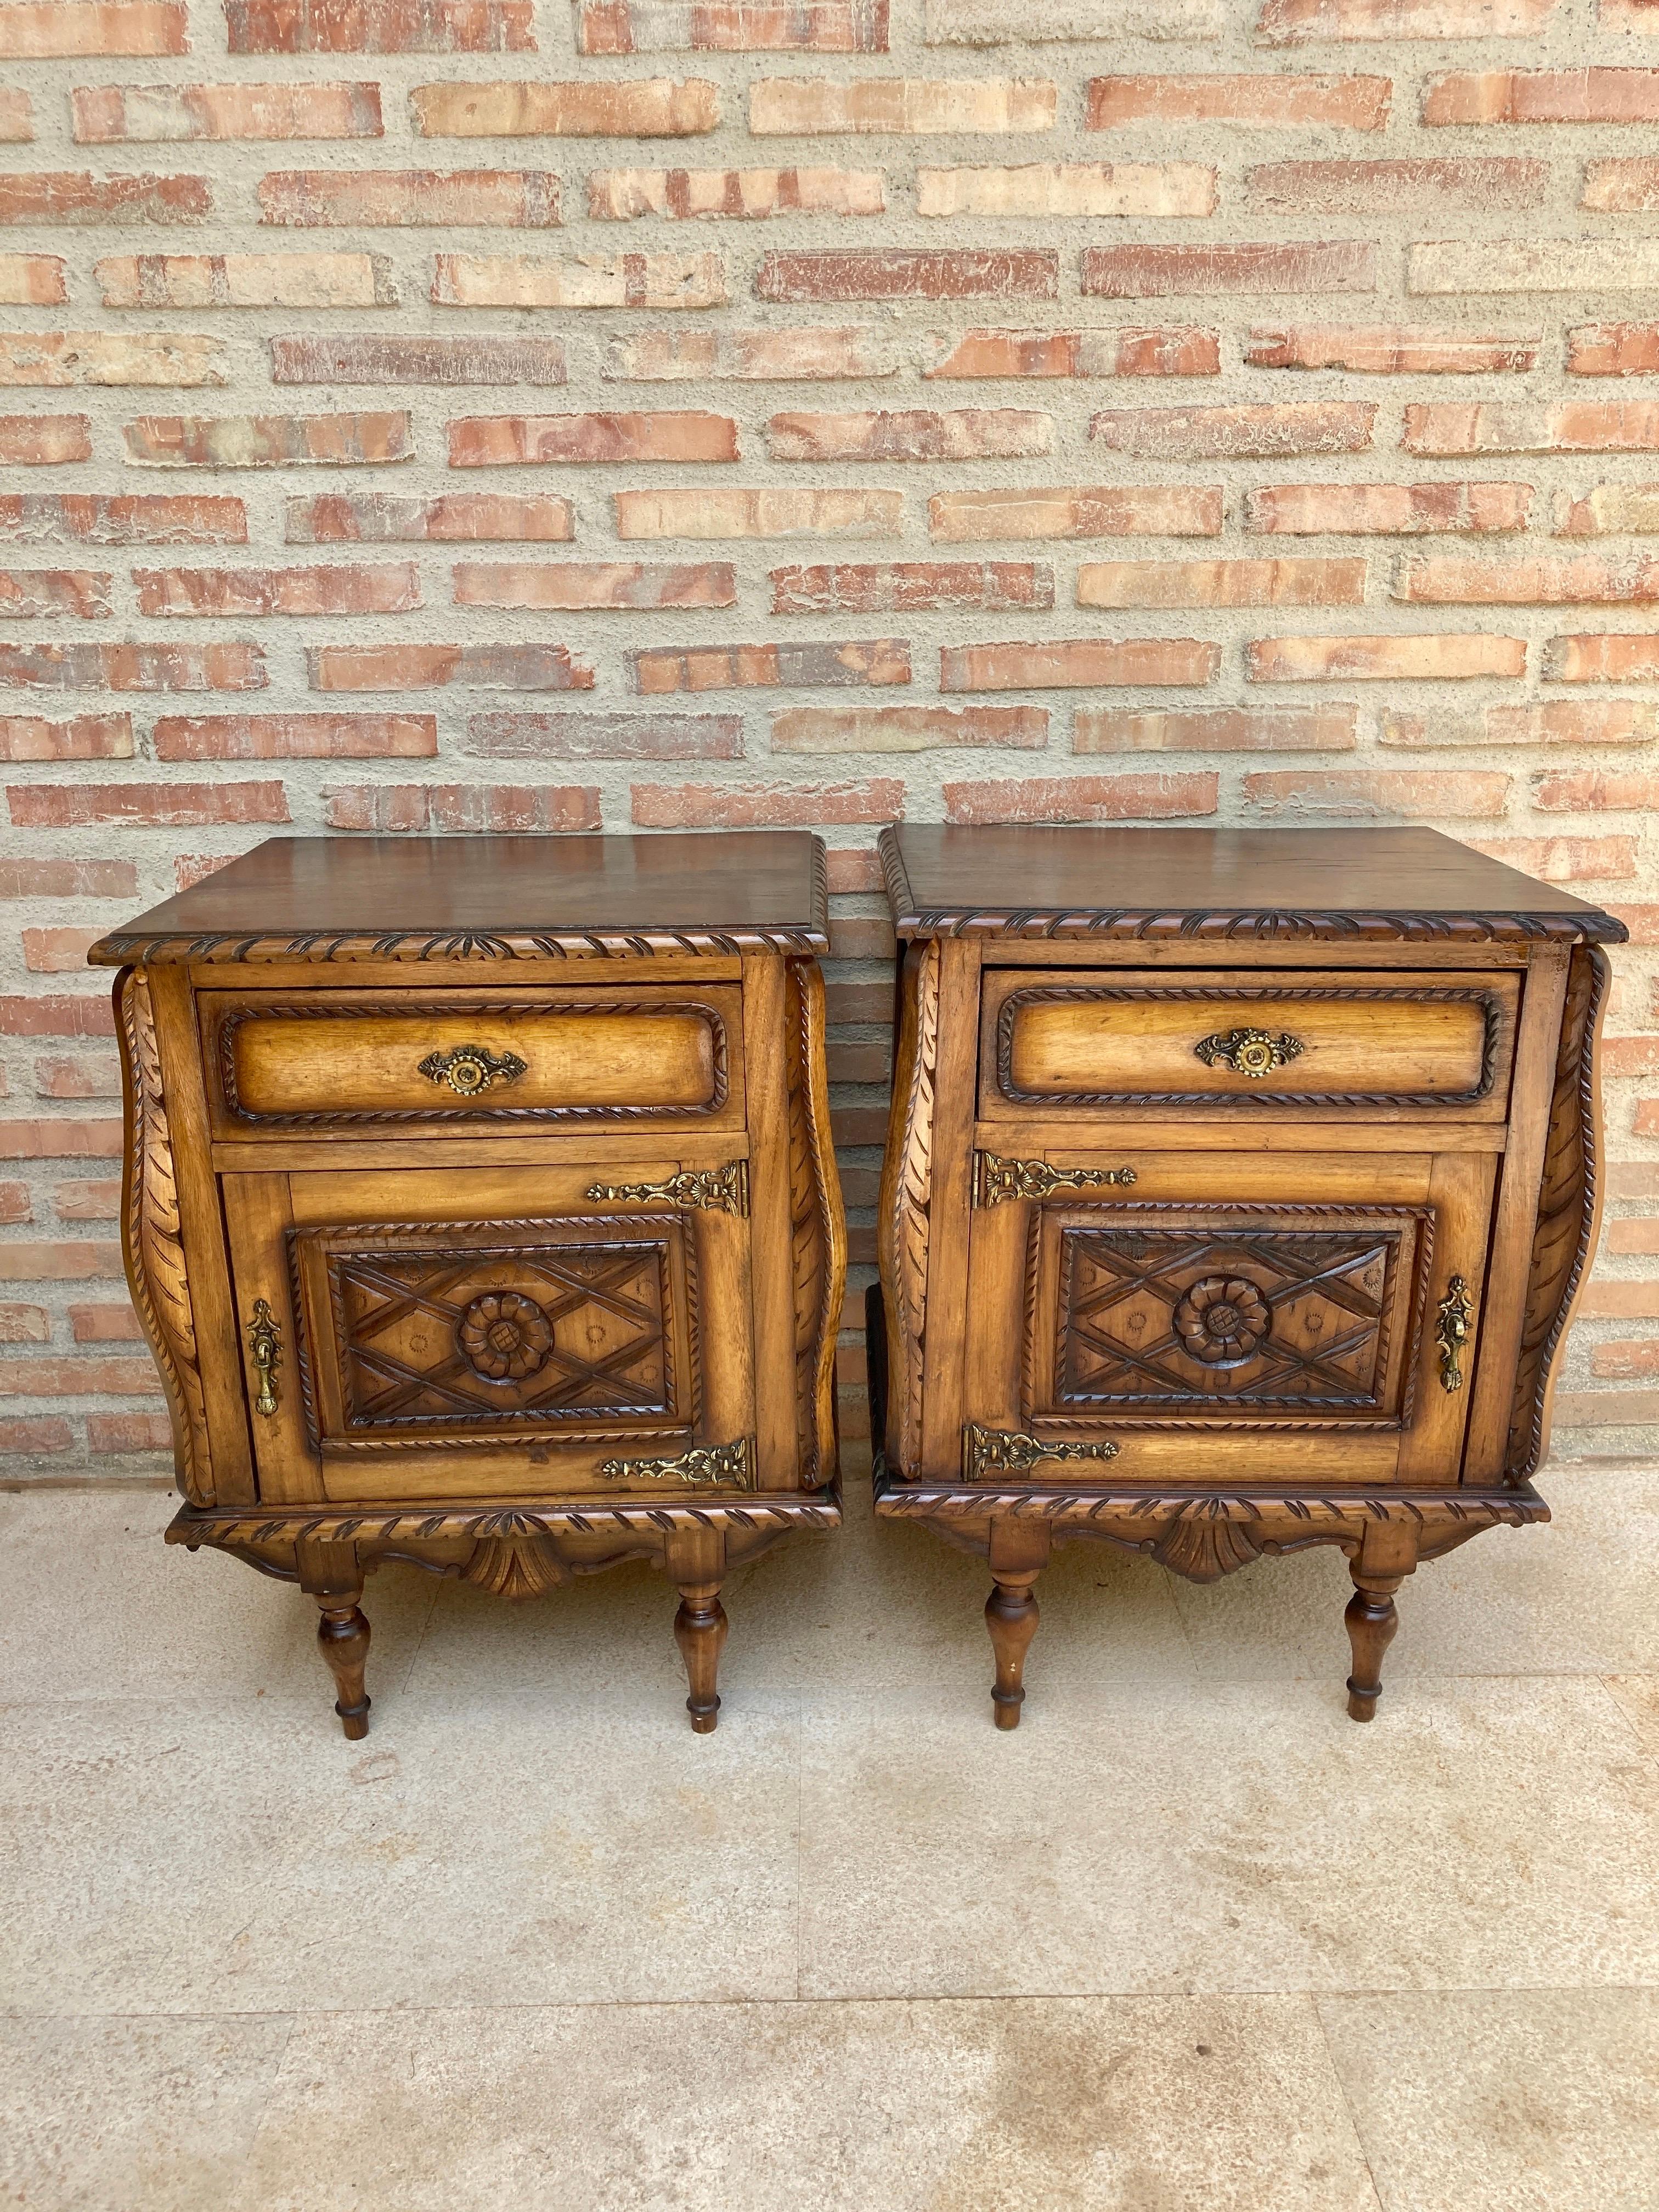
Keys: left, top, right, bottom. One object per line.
{"left": 1248, "top": 634, "right": 1526, "bottom": 681}
{"left": 0, "top": 1115, "right": 120, "bottom": 1159}
{"left": 749, "top": 78, "right": 1055, "bottom": 134}
{"left": 1092, "top": 403, "right": 1374, "bottom": 460}
{"left": 1422, "top": 68, "right": 1659, "bottom": 125}
{"left": 603, "top": 326, "right": 894, "bottom": 379}
{"left": 325, "top": 783, "right": 601, "bottom": 832}
{"left": 917, "top": 162, "right": 1214, "bottom": 218}
{"left": 1410, "top": 241, "right": 1659, "bottom": 294}
{"left": 1260, "top": 0, "right": 1556, "bottom": 34}
{"left": 0, "top": 331, "right": 228, "bottom": 386}
{"left": 589, "top": 166, "right": 884, "bottom": 219}
{"left": 225, "top": 0, "right": 535, "bottom": 51}
{"left": 1246, "top": 482, "right": 1531, "bottom": 534}
{"left": 72, "top": 81, "right": 383, "bottom": 140}
{"left": 927, "top": 0, "right": 1223, "bottom": 34}
{"left": 772, "top": 704, "right": 1047, "bottom": 751}
{"left": 0, "top": 1417, "right": 71, "bottom": 1452}
{"left": 175, "top": 855, "right": 235, "bottom": 891}
{"left": 448, "top": 411, "right": 737, "bottom": 466}
{"left": 827, "top": 1039, "right": 887, "bottom": 1083}
{"left": 0, "top": 1, "right": 184, "bottom": 51}
{"left": 0, "top": 1306, "right": 48, "bottom": 1344}
{"left": 0, "top": 256, "right": 65, "bottom": 306}
{"left": 123, "top": 411, "right": 413, "bottom": 467}
{"left": 279, "top": 338, "right": 567, "bottom": 395}
{"left": 0, "top": 995, "right": 115, "bottom": 1036}
{"left": 0, "top": 92, "right": 27, "bottom": 140}
{"left": 0, "top": 713, "right": 133, "bottom": 760}
{"left": 154, "top": 711, "right": 435, "bottom": 758}
{"left": 1533, "top": 769, "right": 1659, "bottom": 811}
{"left": 1601, "top": 0, "right": 1659, "bottom": 28}
{"left": 69, "top": 1302, "right": 143, "bottom": 1342}
{"left": 1577, "top": 1279, "right": 1659, "bottom": 1318}
{"left": 613, "top": 488, "right": 901, "bottom": 539}
{"left": 0, "top": 1239, "right": 121, "bottom": 1277}
{"left": 823, "top": 849, "right": 881, "bottom": 892}
{"left": 0, "top": 569, "right": 111, "bottom": 618}
{"left": 0, "top": 859, "right": 134, "bottom": 895}
{"left": 0, "top": 1182, "right": 26, "bottom": 1218}
{"left": 52, "top": 1180, "right": 121, "bottom": 1215}
{"left": 259, "top": 167, "right": 559, "bottom": 226}
{"left": 0, "top": 1355, "right": 156, "bottom": 1391}
{"left": 755, "top": 250, "right": 1058, "bottom": 302}
{"left": 1083, "top": 243, "right": 1375, "bottom": 296}
{"left": 1567, "top": 324, "right": 1659, "bottom": 377}
{"left": 1075, "top": 703, "right": 1357, "bottom": 753}
{"left": 432, "top": 250, "right": 724, "bottom": 309}
{"left": 98, "top": 251, "right": 392, "bottom": 308}
{"left": 578, "top": 0, "right": 889, "bottom": 48}
{"left": 944, "top": 771, "right": 1216, "bottom": 825}
{"left": 770, "top": 560, "right": 1052, "bottom": 612}
{"left": 455, "top": 559, "right": 736, "bottom": 609}
{"left": 290, "top": 491, "right": 570, "bottom": 543}
{"left": 1403, "top": 403, "right": 1659, "bottom": 455}
{"left": 941, "top": 638, "right": 1218, "bottom": 691}
{"left": 23, "top": 927, "right": 105, "bottom": 973}
{"left": 37, "top": 1053, "right": 121, "bottom": 1098}
{"left": 923, "top": 326, "right": 1219, "bottom": 379}
{"left": 770, "top": 409, "right": 1050, "bottom": 462}
{"left": 87, "top": 1411, "right": 174, "bottom": 1450}
{"left": 1086, "top": 73, "right": 1390, "bottom": 129}
{"left": 1590, "top": 1340, "right": 1659, "bottom": 1382}
{"left": 1245, "top": 324, "right": 1538, "bottom": 374}
{"left": 633, "top": 639, "right": 909, "bottom": 692}
{"left": 928, "top": 485, "right": 1221, "bottom": 541}
{"left": 0, "top": 642, "right": 264, "bottom": 690}
{"left": 1243, "top": 769, "right": 1510, "bottom": 819}
{"left": 826, "top": 917, "right": 893, "bottom": 960}
{"left": 9, "top": 780, "right": 286, "bottom": 827}
{"left": 0, "top": 493, "right": 244, "bottom": 544}
{"left": 0, "top": 172, "right": 208, "bottom": 225}
{"left": 1249, "top": 159, "right": 1544, "bottom": 212}
{"left": 1077, "top": 557, "right": 1364, "bottom": 608}
{"left": 1381, "top": 701, "right": 1659, "bottom": 747}
{"left": 1397, "top": 554, "right": 1659, "bottom": 604}
{"left": 309, "top": 642, "right": 592, "bottom": 691}
{"left": 1543, "top": 634, "right": 1659, "bottom": 681}
{"left": 411, "top": 80, "right": 718, "bottom": 136}
{"left": 134, "top": 562, "right": 419, "bottom": 616}
{"left": 1583, "top": 159, "right": 1659, "bottom": 213}
{"left": 0, "top": 417, "right": 92, "bottom": 465}
{"left": 1554, "top": 484, "right": 1659, "bottom": 536}
{"left": 632, "top": 778, "right": 903, "bottom": 826}
{"left": 467, "top": 710, "right": 742, "bottom": 759}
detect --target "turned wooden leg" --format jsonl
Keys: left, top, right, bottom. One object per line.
{"left": 314, "top": 1594, "right": 371, "bottom": 1740}
{"left": 1344, "top": 1571, "right": 1403, "bottom": 1723}
{"left": 986, "top": 1571, "right": 1042, "bottom": 1730}
{"left": 674, "top": 1582, "right": 727, "bottom": 1735}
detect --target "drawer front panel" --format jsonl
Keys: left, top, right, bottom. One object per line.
{"left": 981, "top": 969, "right": 1517, "bottom": 1120}
{"left": 202, "top": 984, "right": 742, "bottom": 1135}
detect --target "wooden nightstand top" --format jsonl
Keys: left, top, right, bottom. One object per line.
{"left": 89, "top": 831, "right": 831, "bottom": 966}
{"left": 879, "top": 824, "right": 1626, "bottom": 946}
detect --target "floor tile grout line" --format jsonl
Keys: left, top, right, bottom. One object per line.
{"left": 1312, "top": 1994, "right": 1390, "bottom": 2212}
{"left": 224, "top": 2008, "right": 298, "bottom": 2202}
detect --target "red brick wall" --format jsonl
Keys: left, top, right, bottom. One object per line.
{"left": 1, "top": 0, "right": 1655, "bottom": 1472}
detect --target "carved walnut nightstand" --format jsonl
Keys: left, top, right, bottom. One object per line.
{"left": 92, "top": 833, "right": 844, "bottom": 1736}
{"left": 869, "top": 824, "right": 1623, "bottom": 1728}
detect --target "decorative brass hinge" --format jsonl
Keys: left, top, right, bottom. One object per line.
{"left": 1436, "top": 1274, "right": 1475, "bottom": 1393}
{"left": 586, "top": 1162, "right": 749, "bottom": 1217}
{"left": 972, "top": 1151, "right": 1137, "bottom": 1208}
{"left": 416, "top": 1042, "right": 527, "bottom": 1097}
{"left": 246, "top": 1298, "right": 280, "bottom": 1418}
{"left": 596, "top": 1436, "right": 757, "bottom": 1490}
{"left": 1193, "top": 1026, "right": 1304, "bottom": 1080}
{"left": 963, "top": 1424, "right": 1120, "bottom": 1481}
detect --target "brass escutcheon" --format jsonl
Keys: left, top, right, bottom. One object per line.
{"left": 1193, "top": 1026, "right": 1305, "bottom": 1081}
{"left": 247, "top": 1297, "right": 280, "bottom": 1418}
{"left": 416, "top": 1042, "right": 528, "bottom": 1097}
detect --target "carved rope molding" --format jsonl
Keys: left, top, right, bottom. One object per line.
{"left": 91, "top": 925, "right": 831, "bottom": 966}
{"left": 876, "top": 938, "right": 939, "bottom": 1475}
{"left": 787, "top": 960, "right": 845, "bottom": 1488}
{"left": 164, "top": 1499, "right": 840, "bottom": 1550}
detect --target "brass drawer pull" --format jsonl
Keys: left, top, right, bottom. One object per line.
{"left": 596, "top": 1436, "right": 757, "bottom": 1491}
{"left": 247, "top": 1298, "right": 280, "bottom": 1417}
{"left": 1436, "top": 1274, "right": 1474, "bottom": 1392}
{"left": 586, "top": 1163, "right": 749, "bottom": 1216}
{"left": 1193, "top": 1026, "right": 1305, "bottom": 1080}
{"left": 973, "top": 1151, "right": 1136, "bottom": 1208}
{"left": 416, "top": 1042, "right": 527, "bottom": 1097}
{"left": 965, "top": 1424, "right": 1120, "bottom": 1480}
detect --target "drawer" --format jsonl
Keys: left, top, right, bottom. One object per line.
{"left": 979, "top": 968, "right": 1519, "bottom": 1122}
{"left": 200, "top": 983, "right": 744, "bottom": 1138}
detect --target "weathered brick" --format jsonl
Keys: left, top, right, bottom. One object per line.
{"left": 289, "top": 491, "right": 571, "bottom": 541}
{"left": 1079, "top": 557, "right": 1364, "bottom": 610}
{"left": 1578, "top": 1278, "right": 1659, "bottom": 1316}
{"left": 1246, "top": 481, "right": 1531, "bottom": 534}
{"left": 0, "top": 331, "right": 228, "bottom": 385}
{"left": 0, "top": 570, "right": 112, "bottom": 618}
{"left": 826, "top": 918, "right": 893, "bottom": 961}
{"left": 309, "top": 642, "right": 593, "bottom": 691}
{"left": 0, "top": 995, "right": 116, "bottom": 1037}
{"left": 923, "top": 326, "right": 1220, "bottom": 379}
{"left": 917, "top": 162, "right": 1214, "bottom": 218}
{"left": 411, "top": 80, "right": 718, "bottom": 137}
{"left": 0, "top": 1306, "right": 48, "bottom": 1343}
{"left": 1403, "top": 403, "right": 1659, "bottom": 454}
{"left": 1249, "top": 159, "right": 1544, "bottom": 212}
{"left": 1532, "top": 769, "right": 1659, "bottom": 811}
{"left": 770, "top": 560, "right": 1052, "bottom": 612}
{"left": 72, "top": 81, "right": 383, "bottom": 140}
{"left": 1261, "top": 0, "right": 1556, "bottom": 36}
{"left": 1590, "top": 1340, "right": 1659, "bottom": 1382}
{"left": 928, "top": 485, "right": 1221, "bottom": 540}
{"left": 822, "top": 849, "right": 881, "bottom": 893}
{"left": 98, "top": 251, "right": 392, "bottom": 308}
{"left": 1086, "top": 73, "right": 1390, "bottom": 129}
{"left": 1410, "top": 241, "right": 1659, "bottom": 294}
{"left": 52, "top": 1180, "right": 122, "bottom": 1215}
{"left": 944, "top": 772, "right": 1217, "bottom": 825}
{"left": 123, "top": 411, "right": 413, "bottom": 466}
{"left": 633, "top": 638, "right": 909, "bottom": 691}
{"left": 466, "top": 710, "right": 742, "bottom": 758}
{"left": 1542, "top": 634, "right": 1659, "bottom": 681}
{"left": 1084, "top": 243, "right": 1375, "bottom": 297}
{"left": 259, "top": 168, "right": 559, "bottom": 225}
{"left": 613, "top": 487, "right": 901, "bottom": 539}
{"left": 589, "top": 166, "right": 883, "bottom": 219}
{"left": 455, "top": 559, "right": 736, "bottom": 608}
{"left": 1245, "top": 324, "right": 1538, "bottom": 373}
{"left": 86, "top": 1412, "right": 173, "bottom": 1449}
{"left": 1092, "top": 403, "right": 1375, "bottom": 460}
{"left": 134, "top": 561, "right": 420, "bottom": 615}
{"left": 0, "top": 417, "right": 93, "bottom": 465}
{"left": 10, "top": 780, "right": 287, "bottom": 827}
{"left": 772, "top": 703, "right": 1046, "bottom": 751}
{"left": 433, "top": 250, "right": 725, "bottom": 309}
{"left": 225, "top": 1, "right": 535, "bottom": 52}
{"left": 603, "top": 326, "right": 894, "bottom": 379}
{"left": 631, "top": 778, "right": 902, "bottom": 826}
{"left": 1247, "top": 633, "right": 1526, "bottom": 681}
{"left": 0, "top": 642, "right": 264, "bottom": 690}
{"left": 0, "top": 859, "right": 134, "bottom": 895}
{"left": 1382, "top": 701, "right": 1659, "bottom": 747}
{"left": 1422, "top": 68, "right": 1659, "bottom": 125}
{"left": 0, "top": 713, "right": 133, "bottom": 760}
{"left": 155, "top": 711, "right": 433, "bottom": 758}
{"left": 0, "top": 1, "right": 185, "bottom": 52}
{"left": 0, "top": 92, "right": 29, "bottom": 140}
{"left": 756, "top": 250, "right": 1058, "bottom": 302}
{"left": 0, "top": 172, "right": 208, "bottom": 224}
{"left": 37, "top": 1056, "right": 122, "bottom": 1099}
{"left": 1243, "top": 768, "right": 1511, "bottom": 818}
{"left": 448, "top": 411, "right": 738, "bottom": 465}
{"left": 927, "top": 0, "right": 1223, "bottom": 35}
{"left": 272, "top": 335, "right": 565, "bottom": 386}
{"left": 22, "top": 928, "right": 104, "bottom": 973}
{"left": 1397, "top": 554, "right": 1659, "bottom": 604}
{"left": 0, "top": 256, "right": 65, "bottom": 306}
{"left": 1567, "top": 324, "right": 1659, "bottom": 377}
{"left": 69, "top": 1303, "right": 143, "bottom": 1341}
{"left": 749, "top": 77, "right": 1055, "bottom": 133}
{"left": 1582, "top": 160, "right": 1659, "bottom": 213}
{"left": 0, "top": 1355, "right": 157, "bottom": 1390}
{"left": 0, "top": 493, "right": 245, "bottom": 544}
{"left": 770, "top": 408, "right": 1050, "bottom": 461}
{"left": 579, "top": 0, "right": 889, "bottom": 48}
{"left": 325, "top": 783, "right": 602, "bottom": 831}
{"left": 1075, "top": 703, "right": 1358, "bottom": 753}
{"left": 941, "top": 638, "right": 1218, "bottom": 691}
{"left": 1554, "top": 484, "right": 1659, "bottom": 536}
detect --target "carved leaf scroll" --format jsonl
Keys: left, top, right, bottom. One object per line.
{"left": 877, "top": 939, "right": 938, "bottom": 1475}
{"left": 786, "top": 961, "right": 844, "bottom": 1488}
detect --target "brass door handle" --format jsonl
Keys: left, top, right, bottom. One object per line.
{"left": 247, "top": 1298, "right": 280, "bottom": 1417}
{"left": 1193, "top": 1026, "right": 1305, "bottom": 1080}
{"left": 1436, "top": 1275, "right": 1474, "bottom": 1393}
{"left": 416, "top": 1042, "right": 527, "bottom": 1097}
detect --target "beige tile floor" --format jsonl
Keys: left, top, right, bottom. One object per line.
{"left": 2, "top": 1460, "right": 1657, "bottom": 2210}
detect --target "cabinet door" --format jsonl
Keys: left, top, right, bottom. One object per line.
{"left": 961, "top": 1147, "right": 1494, "bottom": 1488}
{"left": 221, "top": 1158, "right": 758, "bottom": 1503}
